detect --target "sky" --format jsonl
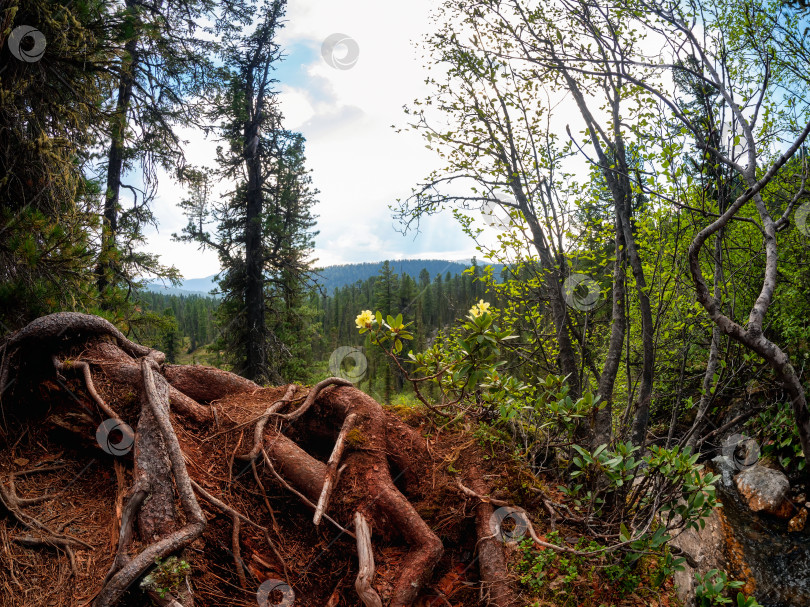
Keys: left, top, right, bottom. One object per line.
{"left": 142, "top": 0, "right": 482, "bottom": 280}
{"left": 129, "top": 0, "right": 791, "bottom": 283}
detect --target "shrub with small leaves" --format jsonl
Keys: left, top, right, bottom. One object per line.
{"left": 140, "top": 556, "right": 191, "bottom": 600}
{"left": 695, "top": 569, "right": 761, "bottom": 607}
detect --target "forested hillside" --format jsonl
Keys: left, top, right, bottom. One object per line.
{"left": 135, "top": 292, "right": 219, "bottom": 363}
{"left": 315, "top": 259, "right": 493, "bottom": 402}
{"left": 2, "top": 1, "right": 810, "bottom": 607}
{"left": 314, "top": 258, "right": 504, "bottom": 292}
{"left": 145, "top": 275, "right": 219, "bottom": 297}
{"left": 142, "top": 259, "right": 504, "bottom": 297}
{"left": 315, "top": 260, "right": 487, "bottom": 352}
{"left": 136, "top": 259, "right": 496, "bottom": 394}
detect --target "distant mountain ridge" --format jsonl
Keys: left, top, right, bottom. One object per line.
{"left": 144, "top": 259, "right": 502, "bottom": 296}
{"left": 314, "top": 259, "right": 503, "bottom": 293}
{"left": 144, "top": 274, "right": 219, "bottom": 297}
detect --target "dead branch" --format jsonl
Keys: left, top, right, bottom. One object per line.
{"left": 100, "top": 480, "right": 148, "bottom": 588}
{"left": 464, "top": 471, "right": 518, "bottom": 607}
{"left": 231, "top": 515, "right": 247, "bottom": 590}
{"left": 314, "top": 412, "right": 357, "bottom": 526}
{"left": 353, "top": 511, "right": 383, "bottom": 607}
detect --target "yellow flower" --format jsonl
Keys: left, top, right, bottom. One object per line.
{"left": 355, "top": 309, "right": 374, "bottom": 329}
{"left": 470, "top": 299, "right": 491, "bottom": 318}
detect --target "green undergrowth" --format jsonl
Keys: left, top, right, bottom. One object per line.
{"left": 516, "top": 531, "right": 683, "bottom": 607}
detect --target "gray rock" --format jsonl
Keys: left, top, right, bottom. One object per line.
{"left": 734, "top": 465, "right": 791, "bottom": 516}
{"left": 670, "top": 506, "right": 727, "bottom": 606}
{"left": 711, "top": 455, "right": 737, "bottom": 489}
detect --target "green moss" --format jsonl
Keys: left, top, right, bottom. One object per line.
{"left": 345, "top": 427, "right": 367, "bottom": 448}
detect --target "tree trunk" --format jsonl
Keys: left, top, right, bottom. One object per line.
{"left": 97, "top": 1, "right": 139, "bottom": 299}
{"left": 552, "top": 65, "right": 647, "bottom": 447}
{"left": 243, "top": 113, "right": 266, "bottom": 382}
{"left": 519, "top": 195, "right": 582, "bottom": 401}
{"left": 689, "top": 179, "right": 810, "bottom": 469}
{"left": 623, "top": 204, "right": 655, "bottom": 448}
{"left": 686, "top": 227, "right": 724, "bottom": 450}
{"left": 593, "top": 216, "right": 627, "bottom": 449}
{"left": 559, "top": 81, "right": 649, "bottom": 497}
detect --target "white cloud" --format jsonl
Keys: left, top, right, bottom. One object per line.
{"left": 140, "top": 0, "right": 477, "bottom": 280}
{"left": 137, "top": 0, "right": 701, "bottom": 281}
{"left": 277, "top": 0, "right": 476, "bottom": 269}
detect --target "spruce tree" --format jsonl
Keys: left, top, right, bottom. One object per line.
{"left": 0, "top": 0, "right": 110, "bottom": 328}
{"left": 176, "top": 0, "right": 317, "bottom": 383}
{"left": 95, "top": 0, "right": 217, "bottom": 309}
{"left": 161, "top": 308, "right": 181, "bottom": 363}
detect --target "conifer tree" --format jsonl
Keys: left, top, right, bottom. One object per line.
{"left": 161, "top": 308, "right": 181, "bottom": 363}
{"left": 95, "top": 0, "right": 217, "bottom": 309}
{"left": 176, "top": 0, "right": 317, "bottom": 383}
{"left": 0, "top": 0, "right": 110, "bottom": 328}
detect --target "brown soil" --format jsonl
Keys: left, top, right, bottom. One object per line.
{"left": 0, "top": 313, "right": 539, "bottom": 607}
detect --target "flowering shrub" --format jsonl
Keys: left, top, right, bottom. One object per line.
{"left": 356, "top": 301, "right": 518, "bottom": 415}
{"left": 356, "top": 302, "right": 718, "bottom": 574}
{"left": 469, "top": 299, "right": 491, "bottom": 317}
{"left": 355, "top": 310, "right": 414, "bottom": 353}
{"left": 569, "top": 442, "right": 718, "bottom": 554}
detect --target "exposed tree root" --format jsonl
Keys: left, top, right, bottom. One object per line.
{"left": 93, "top": 360, "right": 207, "bottom": 607}
{"left": 241, "top": 383, "right": 297, "bottom": 461}
{"left": 2, "top": 312, "right": 160, "bottom": 363}
{"left": 354, "top": 511, "right": 383, "bottom": 607}
{"left": 314, "top": 412, "right": 357, "bottom": 526}
{"left": 277, "top": 376, "right": 353, "bottom": 423}
{"left": 52, "top": 357, "right": 129, "bottom": 432}
{"left": 315, "top": 387, "right": 444, "bottom": 607}
{"left": 464, "top": 470, "right": 519, "bottom": 607}
{"left": 261, "top": 438, "right": 355, "bottom": 538}
{"left": 162, "top": 364, "right": 259, "bottom": 403}
{"left": 0, "top": 313, "right": 534, "bottom": 606}
{"left": 80, "top": 340, "right": 211, "bottom": 423}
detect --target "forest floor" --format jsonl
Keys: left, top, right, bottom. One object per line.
{"left": 0, "top": 315, "right": 683, "bottom": 607}
{"left": 0, "top": 401, "right": 681, "bottom": 607}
